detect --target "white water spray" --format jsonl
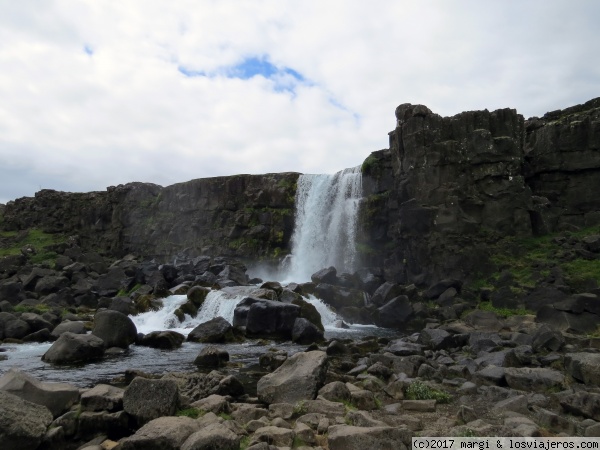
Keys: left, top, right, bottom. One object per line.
{"left": 284, "top": 166, "right": 363, "bottom": 282}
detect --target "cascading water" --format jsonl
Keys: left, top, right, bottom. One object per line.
{"left": 131, "top": 288, "right": 250, "bottom": 336}
{"left": 284, "top": 166, "right": 363, "bottom": 282}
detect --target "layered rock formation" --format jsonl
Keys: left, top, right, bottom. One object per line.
{"left": 1, "top": 98, "right": 599, "bottom": 288}
{"left": 360, "top": 97, "right": 600, "bottom": 286}
{"left": 1, "top": 173, "right": 299, "bottom": 262}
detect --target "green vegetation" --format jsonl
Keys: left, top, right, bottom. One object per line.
{"left": 13, "top": 304, "right": 52, "bottom": 314}
{"left": 0, "top": 228, "right": 66, "bottom": 265}
{"left": 405, "top": 381, "right": 452, "bottom": 404}
{"left": 478, "top": 301, "right": 533, "bottom": 318}
{"left": 218, "top": 412, "right": 233, "bottom": 421}
{"left": 293, "top": 400, "right": 307, "bottom": 416}
{"left": 117, "top": 283, "right": 142, "bottom": 297}
{"left": 467, "top": 225, "right": 600, "bottom": 296}
{"left": 176, "top": 408, "right": 205, "bottom": 419}
{"left": 239, "top": 436, "right": 251, "bottom": 450}
{"left": 361, "top": 154, "right": 378, "bottom": 174}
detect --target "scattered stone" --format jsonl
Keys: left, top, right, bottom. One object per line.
{"left": 42, "top": 332, "right": 105, "bottom": 364}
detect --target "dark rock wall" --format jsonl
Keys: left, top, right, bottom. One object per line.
{"left": 1, "top": 173, "right": 299, "bottom": 263}
{"left": 360, "top": 98, "right": 600, "bottom": 286}
{"left": 2, "top": 98, "right": 599, "bottom": 286}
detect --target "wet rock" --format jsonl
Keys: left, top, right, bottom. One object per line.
{"left": 194, "top": 346, "right": 230, "bottom": 368}
{"left": 42, "top": 332, "right": 105, "bottom": 364}
{"left": 188, "top": 316, "right": 235, "bottom": 343}
{"left": 234, "top": 297, "right": 300, "bottom": 339}
{"left": 91, "top": 309, "right": 137, "bottom": 348}
{"left": 138, "top": 330, "right": 185, "bottom": 349}
{"left": 292, "top": 317, "right": 324, "bottom": 344}
{"left": 50, "top": 320, "right": 87, "bottom": 339}
{"left": 311, "top": 267, "right": 338, "bottom": 285}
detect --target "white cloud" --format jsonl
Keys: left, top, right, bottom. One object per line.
{"left": 1, "top": 0, "right": 599, "bottom": 203}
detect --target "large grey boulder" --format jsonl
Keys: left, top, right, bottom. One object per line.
{"left": 187, "top": 316, "right": 235, "bottom": 343}
{"left": 233, "top": 297, "right": 300, "bottom": 339}
{"left": 504, "top": 367, "right": 565, "bottom": 393}
{"left": 92, "top": 309, "right": 137, "bottom": 348}
{"left": 80, "top": 384, "right": 124, "bottom": 412}
{"left": 564, "top": 353, "right": 600, "bottom": 386}
{"left": 117, "top": 416, "right": 200, "bottom": 450}
{"left": 0, "top": 390, "right": 53, "bottom": 450}
{"left": 123, "top": 377, "right": 180, "bottom": 426}
{"left": 257, "top": 350, "right": 328, "bottom": 404}
{"left": 42, "top": 332, "right": 105, "bottom": 364}
{"left": 559, "top": 391, "right": 600, "bottom": 421}
{"left": 0, "top": 369, "right": 79, "bottom": 418}
{"left": 291, "top": 317, "right": 324, "bottom": 344}
{"left": 138, "top": 330, "right": 185, "bottom": 349}
{"left": 0, "top": 311, "right": 31, "bottom": 339}
{"left": 181, "top": 421, "right": 240, "bottom": 450}
{"left": 327, "top": 425, "right": 412, "bottom": 450}
{"left": 50, "top": 320, "right": 87, "bottom": 338}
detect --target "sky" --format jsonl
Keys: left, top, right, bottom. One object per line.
{"left": 1, "top": 1, "right": 599, "bottom": 204}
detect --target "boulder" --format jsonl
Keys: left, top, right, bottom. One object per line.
{"left": 559, "top": 391, "right": 600, "bottom": 421}
{"left": 504, "top": 367, "right": 565, "bottom": 393}
{"left": 50, "top": 320, "right": 87, "bottom": 339}
{"left": 194, "top": 346, "right": 230, "bottom": 368}
{"left": 123, "top": 377, "right": 180, "bottom": 426}
{"left": 92, "top": 309, "right": 137, "bottom": 348}
{"left": 311, "top": 266, "right": 338, "bottom": 285}
{"left": 186, "top": 285, "right": 210, "bottom": 306}
{"left": 327, "top": 425, "right": 412, "bottom": 450}
{"left": 138, "top": 331, "right": 185, "bottom": 349}
{"left": 370, "top": 282, "right": 403, "bottom": 307}
{"left": 117, "top": 416, "right": 201, "bottom": 450}
{"left": 42, "top": 332, "right": 105, "bottom": 364}
{"left": 0, "top": 312, "right": 31, "bottom": 340}
{"left": 187, "top": 316, "right": 234, "bottom": 343}
{"left": 181, "top": 421, "right": 241, "bottom": 450}
{"left": 375, "top": 295, "right": 414, "bottom": 328}
{"left": 80, "top": 384, "right": 124, "bottom": 412}
{"left": 0, "top": 369, "right": 79, "bottom": 417}
{"left": 257, "top": 350, "right": 328, "bottom": 404}
{"left": 564, "top": 353, "right": 600, "bottom": 386}
{"left": 234, "top": 297, "right": 300, "bottom": 339}
{"left": 291, "top": 317, "right": 324, "bottom": 344}
{"left": 0, "top": 390, "right": 53, "bottom": 450}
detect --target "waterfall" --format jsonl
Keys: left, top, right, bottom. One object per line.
{"left": 284, "top": 166, "right": 363, "bottom": 282}
{"left": 131, "top": 289, "right": 248, "bottom": 336}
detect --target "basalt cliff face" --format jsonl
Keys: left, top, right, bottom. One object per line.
{"left": 1, "top": 173, "right": 299, "bottom": 262}
{"left": 1, "top": 98, "right": 599, "bottom": 287}
{"left": 360, "top": 97, "right": 600, "bottom": 286}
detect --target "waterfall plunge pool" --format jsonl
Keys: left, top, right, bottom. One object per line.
{"left": 0, "top": 291, "right": 398, "bottom": 388}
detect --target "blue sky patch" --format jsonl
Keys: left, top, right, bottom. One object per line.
{"left": 83, "top": 44, "right": 94, "bottom": 56}
{"left": 178, "top": 56, "right": 307, "bottom": 94}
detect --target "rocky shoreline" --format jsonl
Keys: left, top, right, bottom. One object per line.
{"left": 1, "top": 248, "right": 600, "bottom": 448}
{"left": 2, "top": 308, "right": 600, "bottom": 449}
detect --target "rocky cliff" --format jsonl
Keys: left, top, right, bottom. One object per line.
{"left": 1, "top": 173, "right": 299, "bottom": 262}
{"left": 360, "top": 97, "right": 600, "bottom": 287}
{"left": 1, "top": 98, "right": 599, "bottom": 289}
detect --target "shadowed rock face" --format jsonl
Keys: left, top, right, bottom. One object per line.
{"left": 360, "top": 97, "right": 600, "bottom": 286}
{"left": 1, "top": 172, "right": 299, "bottom": 262}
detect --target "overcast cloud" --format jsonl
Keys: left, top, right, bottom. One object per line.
{"left": 1, "top": 0, "right": 599, "bottom": 204}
